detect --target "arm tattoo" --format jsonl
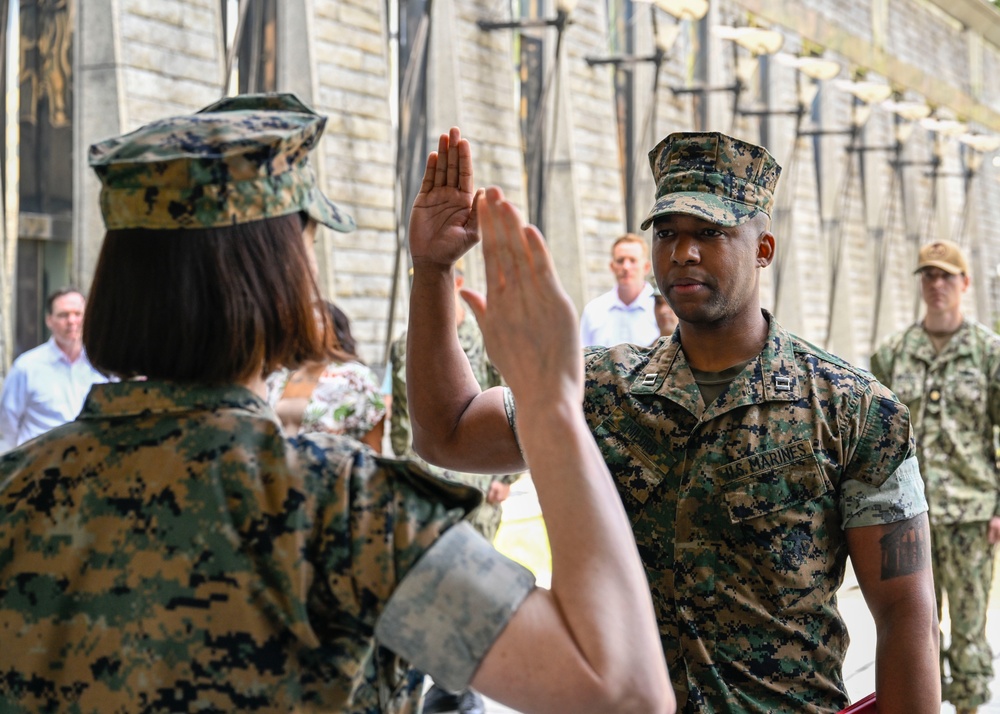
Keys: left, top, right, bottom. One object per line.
{"left": 879, "top": 517, "right": 929, "bottom": 580}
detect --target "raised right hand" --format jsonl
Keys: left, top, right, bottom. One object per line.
{"left": 408, "top": 127, "right": 483, "bottom": 270}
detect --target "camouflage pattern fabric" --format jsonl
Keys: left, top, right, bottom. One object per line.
{"left": 640, "top": 131, "right": 782, "bottom": 230}
{"left": 390, "top": 314, "right": 520, "bottom": 543}
{"left": 870, "top": 320, "right": 1000, "bottom": 525}
{"left": 88, "top": 92, "right": 356, "bottom": 233}
{"left": 931, "top": 521, "right": 995, "bottom": 709}
{"left": 574, "top": 313, "right": 921, "bottom": 713}
{"left": 0, "top": 380, "right": 503, "bottom": 713}
{"left": 375, "top": 522, "right": 535, "bottom": 692}
{"left": 871, "top": 320, "right": 1000, "bottom": 708}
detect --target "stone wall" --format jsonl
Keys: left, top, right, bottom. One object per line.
{"left": 73, "top": 0, "right": 1000, "bottom": 369}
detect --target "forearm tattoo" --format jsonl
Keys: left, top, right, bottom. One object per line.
{"left": 879, "top": 517, "right": 929, "bottom": 580}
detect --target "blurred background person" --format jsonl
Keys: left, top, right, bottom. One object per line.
{"left": 871, "top": 239, "right": 1000, "bottom": 714}
{"left": 579, "top": 233, "right": 658, "bottom": 347}
{"left": 652, "top": 283, "right": 678, "bottom": 339}
{"left": 389, "top": 258, "right": 521, "bottom": 714}
{"left": 267, "top": 300, "right": 385, "bottom": 452}
{"left": 0, "top": 287, "right": 108, "bottom": 453}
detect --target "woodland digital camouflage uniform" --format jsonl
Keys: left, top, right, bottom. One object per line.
{"left": 390, "top": 315, "right": 519, "bottom": 542}
{"left": 2, "top": 93, "right": 541, "bottom": 713}
{"left": 871, "top": 319, "right": 1000, "bottom": 708}
{"left": 0, "top": 382, "right": 538, "bottom": 713}
{"left": 640, "top": 131, "right": 781, "bottom": 230}
{"left": 506, "top": 313, "right": 926, "bottom": 713}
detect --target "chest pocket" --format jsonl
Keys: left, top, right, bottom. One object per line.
{"left": 718, "top": 441, "right": 835, "bottom": 609}
{"left": 951, "top": 367, "right": 986, "bottom": 409}
{"left": 891, "top": 371, "right": 924, "bottom": 405}
{"left": 591, "top": 406, "right": 676, "bottom": 525}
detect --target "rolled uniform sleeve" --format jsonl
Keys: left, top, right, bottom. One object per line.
{"left": 839, "top": 381, "right": 928, "bottom": 528}
{"left": 309, "top": 445, "right": 533, "bottom": 696}
{"left": 841, "top": 455, "right": 927, "bottom": 529}
{"left": 376, "top": 522, "right": 535, "bottom": 692}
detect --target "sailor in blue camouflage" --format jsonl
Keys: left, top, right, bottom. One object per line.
{"left": 499, "top": 132, "right": 934, "bottom": 713}
{"left": 0, "top": 94, "right": 537, "bottom": 713}
{"left": 871, "top": 239, "right": 1000, "bottom": 712}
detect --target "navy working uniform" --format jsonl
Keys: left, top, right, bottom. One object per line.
{"left": 871, "top": 239, "right": 1000, "bottom": 712}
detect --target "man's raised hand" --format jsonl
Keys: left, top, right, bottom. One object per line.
{"left": 408, "top": 127, "right": 483, "bottom": 270}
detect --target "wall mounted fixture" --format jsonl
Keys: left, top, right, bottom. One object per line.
{"left": 477, "top": 0, "right": 579, "bottom": 31}
{"left": 649, "top": 0, "right": 709, "bottom": 20}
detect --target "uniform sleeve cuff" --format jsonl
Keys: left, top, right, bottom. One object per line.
{"left": 374, "top": 521, "right": 536, "bottom": 693}
{"left": 840, "top": 455, "right": 927, "bottom": 529}
{"left": 502, "top": 387, "right": 525, "bottom": 460}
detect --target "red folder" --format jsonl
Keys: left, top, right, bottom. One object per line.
{"left": 838, "top": 692, "right": 877, "bottom": 713}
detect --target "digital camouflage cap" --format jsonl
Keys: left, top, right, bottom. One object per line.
{"left": 640, "top": 131, "right": 781, "bottom": 230}
{"left": 88, "top": 93, "right": 356, "bottom": 232}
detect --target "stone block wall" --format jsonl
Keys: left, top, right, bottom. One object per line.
{"left": 116, "top": 0, "right": 223, "bottom": 127}
{"left": 72, "top": 0, "right": 1000, "bottom": 369}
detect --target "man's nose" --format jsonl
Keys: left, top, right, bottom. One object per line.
{"left": 671, "top": 235, "right": 699, "bottom": 263}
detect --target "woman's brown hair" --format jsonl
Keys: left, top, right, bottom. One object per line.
{"left": 84, "top": 213, "right": 326, "bottom": 384}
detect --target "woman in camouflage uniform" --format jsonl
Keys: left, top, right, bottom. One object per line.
{"left": 0, "top": 96, "right": 673, "bottom": 713}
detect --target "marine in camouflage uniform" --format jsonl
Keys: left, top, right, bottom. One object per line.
{"left": 0, "top": 382, "right": 536, "bottom": 713}
{"left": 563, "top": 316, "right": 922, "bottom": 713}
{"left": 0, "top": 95, "right": 538, "bottom": 713}
{"left": 489, "top": 132, "right": 933, "bottom": 713}
{"left": 390, "top": 315, "right": 519, "bottom": 543}
{"left": 871, "top": 239, "right": 1000, "bottom": 712}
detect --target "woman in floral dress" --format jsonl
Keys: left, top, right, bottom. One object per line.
{"left": 268, "top": 301, "right": 385, "bottom": 451}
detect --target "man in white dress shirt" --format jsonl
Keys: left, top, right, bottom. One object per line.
{"left": 0, "top": 288, "right": 107, "bottom": 452}
{"left": 579, "top": 233, "right": 659, "bottom": 347}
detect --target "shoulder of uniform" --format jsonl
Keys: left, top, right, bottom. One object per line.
{"left": 788, "top": 332, "right": 860, "bottom": 373}
{"left": 787, "top": 332, "right": 885, "bottom": 394}
{"left": 871, "top": 326, "right": 912, "bottom": 357}
{"left": 374, "top": 455, "right": 483, "bottom": 512}
{"left": 966, "top": 320, "right": 1000, "bottom": 346}
{"left": 584, "top": 342, "right": 652, "bottom": 374}
{"left": 289, "top": 434, "right": 481, "bottom": 512}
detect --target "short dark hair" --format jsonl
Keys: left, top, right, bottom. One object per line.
{"left": 83, "top": 214, "right": 326, "bottom": 383}
{"left": 46, "top": 287, "right": 84, "bottom": 314}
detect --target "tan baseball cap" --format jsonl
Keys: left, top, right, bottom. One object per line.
{"left": 915, "top": 240, "right": 968, "bottom": 275}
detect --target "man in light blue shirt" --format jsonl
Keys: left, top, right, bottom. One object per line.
{"left": 579, "top": 233, "right": 659, "bottom": 347}
{"left": 0, "top": 288, "right": 108, "bottom": 452}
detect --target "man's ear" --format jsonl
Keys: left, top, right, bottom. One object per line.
{"left": 757, "top": 232, "right": 775, "bottom": 268}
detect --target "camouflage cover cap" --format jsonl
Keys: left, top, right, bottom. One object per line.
{"left": 88, "top": 93, "right": 356, "bottom": 232}
{"left": 915, "top": 239, "right": 968, "bottom": 275}
{"left": 640, "top": 131, "right": 782, "bottom": 230}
